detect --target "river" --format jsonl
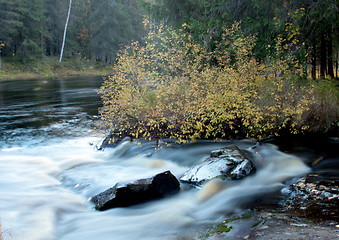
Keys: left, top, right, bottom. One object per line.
{"left": 0, "top": 76, "right": 311, "bottom": 240}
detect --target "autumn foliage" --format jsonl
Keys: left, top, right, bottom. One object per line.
{"left": 98, "top": 21, "right": 337, "bottom": 142}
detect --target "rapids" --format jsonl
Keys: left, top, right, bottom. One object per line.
{"left": 0, "top": 76, "right": 310, "bottom": 240}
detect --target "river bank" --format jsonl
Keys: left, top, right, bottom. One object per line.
{"left": 0, "top": 57, "right": 113, "bottom": 81}
{"left": 200, "top": 208, "right": 339, "bottom": 240}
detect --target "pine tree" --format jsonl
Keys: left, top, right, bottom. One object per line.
{"left": 89, "top": 0, "right": 144, "bottom": 64}
{"left": 0, "top": 0, "right": 22, "bottom": 57}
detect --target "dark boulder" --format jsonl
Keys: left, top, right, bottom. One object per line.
{"left": 180, "top": 145, "right": 255, "bottom": 185}
{"left": 91, "top": 171, "right": 180, "bottom": 211}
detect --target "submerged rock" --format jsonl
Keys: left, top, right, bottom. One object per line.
{"left": 96, "top": 132, "right": 131, "bottom": 150}
{"left": 91, "top": 171, "right": 180, "bottom": 211}
{"left": 180, "top": 145, "right": 255, "bottom": 185}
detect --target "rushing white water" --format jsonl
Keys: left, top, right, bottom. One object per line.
{"left": 0, "top": 77, "right": 310, "bottom": 240}
{"left": 0, "top": 136, "right": 310, "bottom": 240}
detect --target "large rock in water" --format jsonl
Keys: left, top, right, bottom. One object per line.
{"left": 180, "top": 145, "right": 255, "bottom": 185}
{"left": 91, "top": 171, "right": 180, "bottom": 211}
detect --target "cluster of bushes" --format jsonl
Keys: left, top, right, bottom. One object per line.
{"left": 98, "top": 22, "right": 338, "bottom": 143}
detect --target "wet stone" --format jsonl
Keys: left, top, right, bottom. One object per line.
{"left": 91, "top": 171, "right": 180, "bottom": 211}
{"left": 180, "top": 145, "right": 255, "bottom": 185}
{"left": 283, "top": 174, "right": 339, "bottom": 221}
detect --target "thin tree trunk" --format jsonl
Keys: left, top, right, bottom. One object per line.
{"left": 0, "top": 44, "right": 3, "bottom": 69}
{"left": 320, "top": 34, "right": 327, "bottom": 77}
{"left": 59, "top": 0, "right": 72, "bottom": 63}
{"left": 40, "top": 25, "right": 44, "bottom": 57}
{"left": 336, "top": 50, "right": 338, "bottom": 79}
{"left": 311, "top": 42, "right": 317, "bottom": 79}
{"left": 327, "top": 31, "right": 334, "bottom": 78}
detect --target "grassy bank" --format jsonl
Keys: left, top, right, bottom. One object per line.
{"left": 0, "top": 56, "right": 114, "bottom": 81}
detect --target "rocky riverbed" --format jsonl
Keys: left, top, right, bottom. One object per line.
{"left": 248, "top": 209, "right": 339, "bottom": 240}
{"left": 91, "top": 135, "right": 339, "bottom": 239}
{"left": 283, "top": 174, "right": 339, "bottom": 222}
{"left": 175, "top": 208, "right": 339, "bottom": 240}
{"left": 198, "top": 135, "right": 339, "bottom": 240}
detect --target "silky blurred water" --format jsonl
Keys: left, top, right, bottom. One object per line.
{"left": 0, "top": 77, "right": 310, "bottom": 240}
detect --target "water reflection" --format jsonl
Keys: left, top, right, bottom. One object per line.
{"left": 0, "top": 76, "right": 103, "bottom": 147}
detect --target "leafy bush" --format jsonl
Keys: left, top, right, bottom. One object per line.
{"left": 304, "top": 79, "right": 339, "bottom": 133}
{"left": 98, "top": 21, "right": 335, "bottom": 142}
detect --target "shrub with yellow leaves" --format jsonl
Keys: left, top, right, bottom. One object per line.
{"left": 98, "top": 21, "right": 334, "bottom": 143}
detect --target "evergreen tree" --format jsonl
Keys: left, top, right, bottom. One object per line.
{"left": 142, "top": 0, "right": 339, "bottom": 79}
{"left": 68, "top": 0, "right": 92, "bottom": 59}
{"left": 44, "top": 0, "right": 67, "bottom": 57}
{"left": 16, "top": 0, "right": 47, "bottom": 62}
{"left": 89, "top": 0, "right": 144, "bottom": 64}
{"left": 0, "top": 0, "right": 23, "bottom": 57}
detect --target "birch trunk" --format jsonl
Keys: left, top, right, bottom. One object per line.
{"left": 59, "top": 0, "right": 72, "bottom": 63}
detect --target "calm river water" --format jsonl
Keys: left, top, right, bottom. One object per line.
{"left": 0, "top": 76, "right": 310, "bottom": 240}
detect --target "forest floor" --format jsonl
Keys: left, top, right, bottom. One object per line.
{"left": 0, "top": 57, "right": 114, "bottom": 81}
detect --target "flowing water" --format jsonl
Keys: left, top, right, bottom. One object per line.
{"left": 0, "top": 76, "right": 311, "bottom": 240}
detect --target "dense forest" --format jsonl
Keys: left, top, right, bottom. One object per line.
{"left": 0, "top": 0, "right": 338, "bottom": 79}
{"left": 143, "top": 0, "right": 339, "bottom": 79}
{"left": 0, "top": 0, "right": 144, "bottom": 65}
